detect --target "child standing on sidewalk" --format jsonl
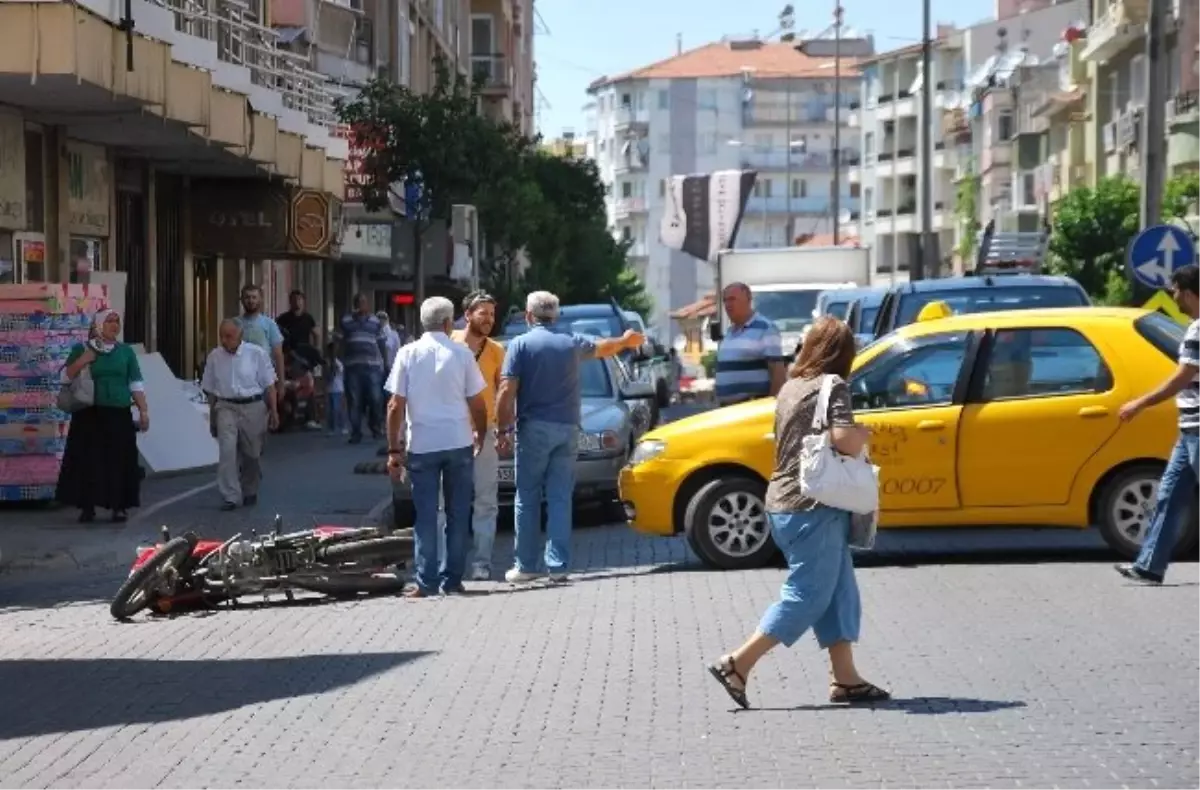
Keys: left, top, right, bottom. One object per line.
{"left": 325, "top": 342, "right": 347, "bottom": 435}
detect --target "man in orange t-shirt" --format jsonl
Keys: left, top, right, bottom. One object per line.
{"left": 443, "top": 290, "right": 506, "bottom": 580}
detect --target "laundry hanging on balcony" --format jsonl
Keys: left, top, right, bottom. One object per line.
{"left": 659, "top": 170, "right": 757, "bottom": 264}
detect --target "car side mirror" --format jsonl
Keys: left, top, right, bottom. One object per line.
{"left": 709, "top": 323, "right": 723, "bottom": 343}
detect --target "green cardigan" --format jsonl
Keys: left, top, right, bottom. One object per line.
{"left": 66, "top": 343, "right": 143, "bottom": 409}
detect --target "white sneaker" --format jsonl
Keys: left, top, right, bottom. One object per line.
{"left": 469, "top": 563, "right": 492, "bottom": 581}
{"left": 505, "top": 567, "right": 543, "bottom": 584}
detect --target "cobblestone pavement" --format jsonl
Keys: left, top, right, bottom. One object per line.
{"left": 0, "top": 426, "right": 1197, "bottom": 788}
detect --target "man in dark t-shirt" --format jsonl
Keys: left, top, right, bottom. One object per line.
{"left": 276, "top": 290, "right": 318, "bottom": 354}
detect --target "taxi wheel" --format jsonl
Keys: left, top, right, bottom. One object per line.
{"left": 684, "top": 477, "right": 777, "bottom": 570}
{"left": 1096, "top": 465, "right": 1199, "bottom": 560}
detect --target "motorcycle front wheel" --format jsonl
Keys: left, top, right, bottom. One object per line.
{"left": 316, "top": 535, "right": 414, "bottom": 567}
{"left": 109, "top": 535, "right": 198, "bottom": 621}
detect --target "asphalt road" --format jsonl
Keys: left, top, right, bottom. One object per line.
{"left": 0, "top": 424, "right": 1197, "bottom": 788}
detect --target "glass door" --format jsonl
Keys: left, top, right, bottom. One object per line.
{"left": 13, "top": 232, "right": 46, "bottom": 282}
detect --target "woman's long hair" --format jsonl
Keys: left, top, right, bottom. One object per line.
{"left": 790, "top": 316, "right": 856, "bottom": 381}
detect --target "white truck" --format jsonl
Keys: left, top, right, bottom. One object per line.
{"left": 709, "top": 246, "right": 873, "bottom": 356}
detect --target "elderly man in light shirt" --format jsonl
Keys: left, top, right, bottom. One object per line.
{"left": 385, "top": 296, "right": 489, "bottom": 598}
{"left": 201, "top": 319, "right": 279, "bottom": 511}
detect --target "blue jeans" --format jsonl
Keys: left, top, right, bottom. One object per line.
{"left": 1135, "top": 432, "right": 1199, "bottom": 578}
{"left": 326, "top": 392, "right": 346, "bottom": 433}
{"left": 513, "top": 420, "right": 579, "bottom": 574}
{"left": 408, "top": 446, "right": 475, "bottom": 594}
{"left": 759, "top": 506, "right": 861, "bottom": 649}
{"left": 344, "top": 366, "right": 383, "bottom": 440}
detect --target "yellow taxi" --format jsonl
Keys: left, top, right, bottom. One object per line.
{"left": 619, "top": 307, "right": 1199, "bottom": 569}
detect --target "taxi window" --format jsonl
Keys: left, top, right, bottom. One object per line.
{"left": 850, "top": 331, "right": 971, "bottom": 411}
{"left": 896, "top": 286, "right": 1088, "bottom": 326}
{"left": 980, "top": 328, "right": 1113, "bottom": 401}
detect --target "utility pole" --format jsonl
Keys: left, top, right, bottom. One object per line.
{"left": 832, "top": 4, "right": 843, "bottom": 245}
{"left": 785, "top": 77, "right": 793, "bottom": 245}
{"left": 916, "top": 0, "right": 934, "bottom": 281}
{"left": 1139, "top": 0, "right": 1171, "bottom": 228}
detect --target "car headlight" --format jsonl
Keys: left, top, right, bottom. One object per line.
{"left": 578, "top": 430, "right": 623, "bottom": 456}
{"left": 628, "top": 439, "right": 666, "bottom": 466}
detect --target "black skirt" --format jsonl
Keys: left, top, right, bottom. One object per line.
{"left": 56, "top": 405, "right": 142, "bottom": 511}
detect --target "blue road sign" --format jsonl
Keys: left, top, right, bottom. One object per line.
{"left": 1127, "top": 224, "right": 1197, "bottom": 289}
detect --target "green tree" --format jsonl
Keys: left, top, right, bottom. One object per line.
{"left": 955, "top": 172, "right": 981, "bottom": 264}
{"left": 336, "top": 57, "right": 523, "bottom": 296}
{"left": 1165, "top": 172, "right": 1200, "bottom": 234}
{"left": 1047, "top": 175, "right": 1141, "bottom": 298}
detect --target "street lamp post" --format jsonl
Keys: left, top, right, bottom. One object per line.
{"left": 832, "top": 4, "right": 843, "bottom": 245}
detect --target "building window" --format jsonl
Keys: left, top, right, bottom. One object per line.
{"left": 864, "top": 188, "right": 874, "bottom": 213}
{"left": 621, "top": 225, "right": 632, "bottom": 241}
{"left": 762, "top": 178, "right": 774, "bottom": 198}
{"left": 792, "top": 179, "right": 807, "bottom": 198}
{"left": 659, "top": 178, "right": 667, "bottom": 197}
{"left": 864, "top": 132, "right": 874, "bottom": 160}
{"left": 621, "top": 182, "right": 632, "bottom": 198}
{"left": 850, "top": 183, "right": 861, "bottom": 199}
{"left": 1130, "top": 55, "right": 1147, "bottom": 107}
{"left": 621, "top": 92, "right": 632, "bottom": 107}
{"left": 997, "top": 111, "right": 1014, "bottom": 142}
{"left": 658, "top": 90, "right": 669, "bottom": 109}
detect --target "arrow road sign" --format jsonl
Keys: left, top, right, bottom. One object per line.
{"left": 1127, "top": 224, "right": 1197, "bottom": 290}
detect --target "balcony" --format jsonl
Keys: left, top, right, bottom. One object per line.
{"left": 612, "top": 154, "right": 648, "bottom": 175}
{"left": 942, "top": 109, "right": 972, "bottom": 144}
{"left": 1116, "top": 107, "right": 1141, "bottom": 150}
{"left": 0, "top": 0, "right": 346, "bottom": 194}
{"left": 1167, "top": 91, "right": 1199, "bottom": 171}
{"left": 743, "top": 195, "right": 860, "bottom": 216}
{"left": 613, "top": 196, "right": 647, "bottom": 219}
{"left": 472, "top": 54, "right": 513, "bottom": 96}
{"left": 876, "top": 208, "right": 950, "bottom": 234}
{"left": 613, "top": 104, "right": 650, "bottom": 131}
{"left": 1080, "top": 0, "right": 1149, "bottom": 63}
{"left": 739, "top": 150, "right": 858, "bottom": 171}
{"left": 742, "top": 102, "right": 840, "bottom": 127}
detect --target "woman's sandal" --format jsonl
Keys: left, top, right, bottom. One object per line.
{"left": 829, "top": 681, "right": 891, "bottom": 704}
{"left": 707, "top": 655, "right": 751, "bottom": 710}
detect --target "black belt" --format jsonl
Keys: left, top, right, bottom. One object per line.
{"left": 219, "top": 394, "right": 264, "bottom": 405}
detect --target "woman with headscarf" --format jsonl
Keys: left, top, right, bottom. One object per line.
{"left": 56, "top": 309, "right": 150, "bottom": 522}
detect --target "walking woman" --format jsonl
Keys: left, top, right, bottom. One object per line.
{"left": 707, "top": 316, "right": 889, "bottom": 708}
{"left": 56, "top": 309, "right": 150, "bottom": 523}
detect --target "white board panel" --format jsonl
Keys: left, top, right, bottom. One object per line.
{"left": 135, "top": 352, "right": 218, "bottom": 474}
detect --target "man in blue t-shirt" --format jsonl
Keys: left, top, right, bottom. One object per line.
{"left": 339, "top": 293, "right": 390, "bottom": 444}
{"left": 495, "top": 291, "right": 643, "bottom": 584}
{"left": 235, "top": 284, "right": 285, "bottom": 386}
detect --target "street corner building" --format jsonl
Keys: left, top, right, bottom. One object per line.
{"left": 0, "top": 0, "right": 349, "bottom": 383}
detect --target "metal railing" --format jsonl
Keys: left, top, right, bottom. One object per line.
{"left": 471, "top": 53, "right": 512, "bottom": 90}
{"left": 147, "top": 0, "right": 345, "bottom": 131}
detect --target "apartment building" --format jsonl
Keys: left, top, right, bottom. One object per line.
{"left": 1078, "top": 0, "right": 1198, "bottom": 184}
{"left": 542, "top": 134, "right": 589, "bottom": 158}
{"left": 585, "top": 35, "right": 870, "bottom": 335}
{"left": 846, "top": 0, "right": 1085, "bottom": 277}
{"left": 0, "top": 0, "right": 348, "bottom": 378}
{"left": 471, "top": 0, "right": 536, "bottom": 136}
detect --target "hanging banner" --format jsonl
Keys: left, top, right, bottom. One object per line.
{"left": 659, "top": 169, "right": 757, "bottom": 263}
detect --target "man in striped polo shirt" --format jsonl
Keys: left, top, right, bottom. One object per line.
{"left": 1115, "top": 263, "right": 1200, "bottom": 584}
{"left": 714, "top": 282, "right": 787, "bottom": 406}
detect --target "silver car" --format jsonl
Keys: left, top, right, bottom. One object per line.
{"left": 390, "top": 354, "right": 657, "bottom": 516}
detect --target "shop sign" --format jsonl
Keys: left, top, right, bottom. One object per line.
{"left": 341, "top": 222, "right": 392, "bottom": 260}
{"left": 290, "top": 189, "right": 333, "bottom": 255}
{"left": 191, "top": 179, "right": 289, "bottom": 257}
{"left": 65, "top": 141, "right": 111, "bottom": 236}
{"left": 0, "top": 113, "right": 26, "bottom": 231}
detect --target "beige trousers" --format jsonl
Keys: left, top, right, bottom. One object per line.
{"left": 214, "top": 399, "right": 268, "bottom": 504}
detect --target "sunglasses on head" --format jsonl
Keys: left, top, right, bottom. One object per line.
{"left": 465, "top": 292, "right": 496, "bottom": 311}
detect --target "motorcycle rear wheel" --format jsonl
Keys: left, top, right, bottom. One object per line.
{"left": 317, "top": 535, "right": 414, "bottom": 567}
{"left": 110, "top": 534, "right": 198, "bottom": 621}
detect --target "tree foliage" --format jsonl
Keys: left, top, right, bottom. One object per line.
{"left": 336, "top": 60, "right": 651, "bottom": 323}
{"left": 1048, "top": 174, "right": 1199, "bottom": 301}
{"left": 954, "top": 172, "right": 981, "bottom": 264}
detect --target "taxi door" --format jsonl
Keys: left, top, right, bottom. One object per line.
{"left": 849, "top": 329, "right": 980, "bottom": 511}
{"left": 957, "top": 326, "right": 1123, "bottom": 508}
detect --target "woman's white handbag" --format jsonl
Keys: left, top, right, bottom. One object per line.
{"left": 798, "top": 374, "right": 880, "bottom": 516}
{"left": 56, "top": 366, "right": 95, "bottom": 413}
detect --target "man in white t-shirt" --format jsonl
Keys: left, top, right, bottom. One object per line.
{"left": 384, "top": 296, "right": 489, "bottom": 597}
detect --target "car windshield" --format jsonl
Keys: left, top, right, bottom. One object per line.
{"left": 897, "top": 286, "right": 1088, "bottom": 326}
{"left": 822, "top": 299, "right": 851, "bottom": 319}
{"left": 1134, "top": 312, "right": 1187, "bottom": 360}
{"left": 499, "top": 315, "right": 527, "bottom": 340}
{"left": 564, "top": 315, "right": 624, "bottom": 338}
{"left": 580, "top": 358, "right": 612, "bottom": 399}
{"left": 754, "top": 290, "right": 821, "bottom": 332}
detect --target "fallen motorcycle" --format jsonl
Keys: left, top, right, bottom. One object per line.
{"left": 109, "top": 517, "right": 414, "bottom": 621}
